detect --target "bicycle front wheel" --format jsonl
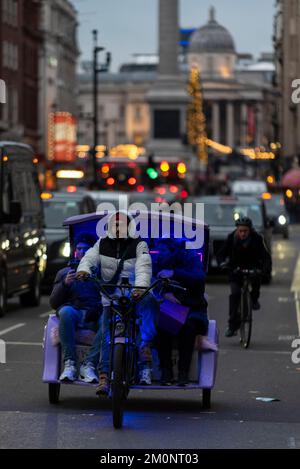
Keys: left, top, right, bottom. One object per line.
{"left": 111, "top": 343, "right": 125, "bottom": 429}
{"left": 240, "top": 291, "right": 252, "bottom": 349}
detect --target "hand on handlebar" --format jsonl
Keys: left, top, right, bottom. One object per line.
{"left": 132, "top": 288, "right": 144, "bottom": 299}
{"left": 76, "top": 271, "right": 90, "bottom": 281}
{"left": 158, "top": 269, "right": 174, "bottom": 279}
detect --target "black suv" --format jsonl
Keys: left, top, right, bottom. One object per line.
{"left": 0, "top": 142, "right": 47, "bottom": 316}
{"left": 42, "top": 191, "right": 96, "bottom": 288}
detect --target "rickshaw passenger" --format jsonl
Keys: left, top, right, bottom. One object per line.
{"left": 153, "top": 239, "right": 217, "bottom": 386}
{"left": 76, "top": 211, "right": 159, "bottom": 395}
{"left": 49, "top": 233, "right": 102, "bottom": 383}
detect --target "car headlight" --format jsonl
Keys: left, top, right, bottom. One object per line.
{"left": 278, "top": 215, "right": 287, "bottom": 226}
{"left": 60, "top": 241, "right": 70, "bottom": 258}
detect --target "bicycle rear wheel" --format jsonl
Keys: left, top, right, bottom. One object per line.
{"left": 240, "top": 291, "right": 252, "bottom": 349}
{"left": 111, "top": 343, "right": 125, "bottom": 429}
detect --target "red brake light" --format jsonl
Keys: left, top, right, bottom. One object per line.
{"left": 107, "top": 177, "right": 115, "bottom": 186}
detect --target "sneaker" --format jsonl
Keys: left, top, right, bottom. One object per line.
{"left": 59, "top": 360, "right": 77, "bottom": 382}
{"left": 225, "top": 328, "right": 238, "bottom": 338}
{"left": 160, "top": 368, "right": 173, "bottom": 386}
{"left": 79, "top": 363, "right": 99, "bottom": 384}
{"left": 96, "top": 373, "right": 109, "bottom": 397}
{"left": 252, "top": 300, "right": 261, "bottom": 311}
{"left": 139, "top": 368, "right": 152, "bottom": 385}
{"left": 177, "top": 371, "right": 189, "bottom": 387}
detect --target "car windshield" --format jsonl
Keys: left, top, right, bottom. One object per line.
{"left": 43, "top": 201, "right": 79, "bottom": 228}
{"left": 203, "top": 203, "right": 263, "bottom": 227}
{"left": 264, "top": 197, "right": 286, "bottom": 216}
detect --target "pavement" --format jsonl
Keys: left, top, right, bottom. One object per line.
{"left": 0, "top": 227, "right": 300, "bottom": 449}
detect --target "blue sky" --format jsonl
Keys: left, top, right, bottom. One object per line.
{"left": 71, "top": 0, "right": 275, "bottom": 71}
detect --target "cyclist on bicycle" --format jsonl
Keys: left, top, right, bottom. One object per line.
{"left": 217, "top": 217, "right": 272, "bottom": 337}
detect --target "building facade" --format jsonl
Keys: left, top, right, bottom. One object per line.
{"left": 39, "top": 0, "right": 79, "bottom": 159}
{"left": 0, "top": 0, "right": 41, "bottom": 150}
{"left": 274, "top": 0, "right": 300, "bottom": 161}
{"left": 77, "top": 8, "right": 276, "bottom": 157}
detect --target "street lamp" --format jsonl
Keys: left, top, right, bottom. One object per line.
{"left": 91, "top": 29, "right": 111, "bottom": 188}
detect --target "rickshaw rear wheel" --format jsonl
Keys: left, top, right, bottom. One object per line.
{"left": 202, "top": 389, "right": 211, "bottom": 409}
{"left": 112, "top": 343, "right": 125, "bottom": 429}
{"left": 49, "top": 383, "right": 60, "bottom": 404}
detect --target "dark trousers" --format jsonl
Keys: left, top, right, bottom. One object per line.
{"left": 157, "top": 323, "right": 197, "bottom": 379}
{"left": 229, "top": 278, "right": 260, "bottom": 330}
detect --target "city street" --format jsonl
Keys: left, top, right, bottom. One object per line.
{"left": 0, "top": 228, "right": 299, "bottom": 449}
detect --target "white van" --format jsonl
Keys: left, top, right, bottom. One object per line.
{"left": 231, "top": 180, "right": 268, "bottom": 197}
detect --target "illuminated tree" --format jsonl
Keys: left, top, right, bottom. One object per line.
{"left": 187, "top": 66, "right": 208, "bottom": 164}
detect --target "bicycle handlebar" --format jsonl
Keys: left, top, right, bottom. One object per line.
{"left": 85, "top": 275, "right": 186, "bottom": 303}
{"left": 233, "top": 268, "right": 262, "bottom": 276}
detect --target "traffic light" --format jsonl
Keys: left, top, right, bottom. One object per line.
{"left": 147, "top": 153, "right": 158, "bottom": 180}
{"left": 146, "top": 168, "right": 158, "bottom": 180}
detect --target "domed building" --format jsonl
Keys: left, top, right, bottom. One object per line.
{"left": 184, "top": 7, "right": 276, "bottom": 149}
{"left": 77, "top": 5, "right": 276, "bottom": 160}
{"left": 188, "top": 7, "right": 236, "bottom": 79}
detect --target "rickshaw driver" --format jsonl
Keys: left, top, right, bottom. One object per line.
{"left": 49, "top": 233, "right": 103, "bottom": 383}
{"left": 217, "top": 217, "right": 272, "bottom": 337}
{"left": 76, "top": 211, "right": 159, "bottom": 395}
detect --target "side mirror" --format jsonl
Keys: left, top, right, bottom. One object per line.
{"left": 9, "top": 201, "right": 22, "bottom": 224}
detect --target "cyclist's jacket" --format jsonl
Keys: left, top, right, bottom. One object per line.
{"left": 217, "top": 229, "right": 272, "bottom": 275}
{"left": 77, "top": 211, "right": 152, "bottom": 306}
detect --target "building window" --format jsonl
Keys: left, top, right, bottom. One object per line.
{"left": 2, "top": 0, "right": 18, "bottom": 27}
{"left": 207, "top": 56, "right": 214, "bottom": 75}
{"left": 120, "top": 105, "right": 125, "bottom": 118}
{"left": 2, "top": 0, "right": 8, "bottom": 22}
{"left": 134, "top": 105, "right": 142, "bottom": 123}
{"left": 154, "top": 110, "right": 180, "bottom": 139}
{"left": 2, "top": 42, "right": 18, "bottom": 70}
{"left": 12, "top": 87, "right": 18, "bottom": 124}
{"left": 2, "top": 42, "right": 8, "bottom": 68}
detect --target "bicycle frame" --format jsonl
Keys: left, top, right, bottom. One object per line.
{"left": 238, "top": 269, "right": 259, "bottom": 349}
{"left": 91, "top": 276, "right": 178, "bottom": 390}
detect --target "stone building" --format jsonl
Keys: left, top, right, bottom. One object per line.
{"left": 274, "top": 0, "right": 300, "bottom": 160}
{"left": 0, "top": 0, "right": 41, "bottom": 150}
{"left": 39, "top": 0, "right": 79, "bottom": 159}
{"left": 77, "top": 7, "right": 276, "bottom": 155}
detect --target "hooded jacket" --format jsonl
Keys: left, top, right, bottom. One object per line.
{"left": 77, "top": 211, "right": 152, "bottom": 305}
{"left": 217, "top": 229, "right": 272, "bottom": 275}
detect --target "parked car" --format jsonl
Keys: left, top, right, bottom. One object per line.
{"left": 188, "top": 195, "right": 273, "bottom": 282}
{"left": 263, "top": 194, "right": 289, "bottom": 239}
{"left": 0, "top": 142, "right": 47, "bottom": 316}
{"left": 42, "top": 191, "right": 95, "bottom": 289}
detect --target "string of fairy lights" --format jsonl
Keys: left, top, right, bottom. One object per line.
{"left": 186, "top": 66, "right": 278, "bottom": 162}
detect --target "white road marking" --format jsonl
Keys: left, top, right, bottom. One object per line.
{"left": 39, "top": 310, "right": 54, "bottom": 318}
{"left": 278, "top": 297, "right": 294, "bottom": 303}
{"left": 291, "top": 254, "right": 300, "bottom": 335}
{"left": 6, "top": 341, "right": 42, "bottom": 346}
{"left": 288, "top": 437, "right": 297, "bottom": 449}
{"left": 278, "top": 335, "right": 297, "bottom": 341}
{"left": 294, "top": 292, "right": 300, "bottom": 336}
{"left": 291, "top": 254, "right": 300, "bottom": 292}
{"left": 0, "top": 323, "right": 26, "bottom": 337}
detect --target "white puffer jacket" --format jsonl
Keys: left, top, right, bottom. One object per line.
{"left": 77, "top": 212, "right": 152, "bottom": 305}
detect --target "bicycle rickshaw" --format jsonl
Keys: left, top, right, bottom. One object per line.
{"left": 42, "top": 210, "right": 219, "bottom": 428}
